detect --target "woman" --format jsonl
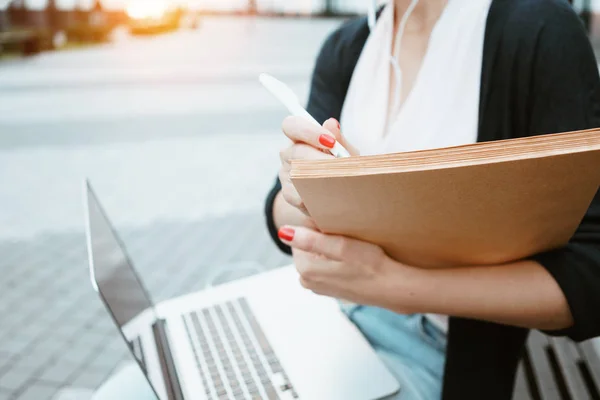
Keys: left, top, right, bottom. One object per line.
{"left": 265, "top": 0, "right": 600, "bottom": 399}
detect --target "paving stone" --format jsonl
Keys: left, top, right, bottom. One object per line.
{"left": 39, "top": 336, "right": 78, "bottom": 356}
{"left": 18, "top": 344, "right": 60, "bottom": 366}
{"left": 0, "top": 310, "right": 26, "bottom": 332}
{"left": 0, "top": 354, "right": 11, "bottom": 372}
{"left": 72, "top": 332, "right": 107, "bottom": 352}
{"left": 83, "top": 314, "right": 113, "bottom": 332}
{"left": 45, "top": 321, "right": 74, "bottom": 335}
{"left": 0, "top": 367, "right": 35, "bottom": 392}
{"left": 88, "top": 349, "right": 125, "bottom": 370}
{"left": 56, "top": 345, "right": 97, "bottom": 369}
{"left": 8, "top": 352, "right": 53, "bottom": 373}
{"left": 0, "top": 302, "right": 9, "bottom": 317}
{"left": 29, "top": 338, "right": 72, "bottom": 368}
{"left": 9, "top": 329, "right": 41, "bottom": 350}
{"left": 52, "top": 387, "right": 94, "bottom": 400}
{"left": 84, "top": 350, "right": 122, "bottom": 373}
{"left": 69, "top": 368, "right": 112, "bottom": 390}
{"left": 0, "top": 336, "right": 34, "bottom": 358}
{"left": 50, "top": 297, "right": 80, "bottom": 310}
{"left": 36, "top": 358, "right": 82, "bottom": 384}
{"left": 36, "top": 361, "right": 82, "bottom": 386}
{"left": 34, "top": 308, "right": 72, "bottom": 327}
{"left": 102, "top": 336, "right": 128, "bottom": 355}
{"left": 14, "top": 381, "right": 59, "bottom": 400}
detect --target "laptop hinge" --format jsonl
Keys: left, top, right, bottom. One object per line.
{"left": 153, "top": 319, "right": 185, "bottom": 400}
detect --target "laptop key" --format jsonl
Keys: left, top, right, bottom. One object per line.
{"left": 265, "top": 384, "right": 280, "bottom": 400}
{"left": 280, "top": 391, "right": 297, "bottom": 400}
{"left": 271, "top": 373, "right": 285, "bottom": 388}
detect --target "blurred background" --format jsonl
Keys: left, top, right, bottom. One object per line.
{"left": 0, "top": 1, "right": 599, "bottom": 399}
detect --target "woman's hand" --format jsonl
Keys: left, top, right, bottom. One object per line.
{"left": 277, "top": 225, "right": 415, "bottom": 310}
{"left": 279, "top": 117, "right": 358, "bottom": 216}
{"left": 277, "top": 226, "right": 574, "bottom": 330}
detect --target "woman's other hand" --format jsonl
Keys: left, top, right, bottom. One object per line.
{"left": 277, "top": 226, "right": 575, "bottom": 331}
{"left": 277, "top": 225, "right": 414, "bottom": 311}
{"left": 279, "top": 117, "right": 358, "bottom": 217}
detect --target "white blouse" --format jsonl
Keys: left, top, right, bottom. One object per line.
{"left": 340, "top": 0, "right": 493, "bottom": 332}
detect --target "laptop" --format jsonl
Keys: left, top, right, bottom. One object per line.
{"left": 83, "top": 181, "right": 400, "bottom": 400}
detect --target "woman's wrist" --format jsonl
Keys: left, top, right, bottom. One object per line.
{"left": 374, "top": 258, "right": 573, "bottom": 330}
{"left": 374, "top": 258, "right": 431, "bottom": 315}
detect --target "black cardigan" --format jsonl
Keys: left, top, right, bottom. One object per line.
{"left": 264, "top": 0, "right": 600, "bottom": 398}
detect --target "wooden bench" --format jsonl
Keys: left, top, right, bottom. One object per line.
{"left": 0, "top": 29, "right": 41, "bottom": 55}
{"left": 513, "top": 331, "right": 600, "bottom": 399}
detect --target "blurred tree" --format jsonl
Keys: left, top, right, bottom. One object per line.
{"left": 324, "top": 0, "right": 334, "bottom": 16}
{"left": 46, "top": 0, "right": 57, "bottom": 30}
{"left": 8, "top": 0, "right": 25, "bottom": 26}
{"left": 0, "top": 7, "right": 7, "bottom": 32}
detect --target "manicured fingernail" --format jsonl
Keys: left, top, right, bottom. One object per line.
{"left": 319, "top": 134, "right": 336, "bottom": 149}
{"left": 278, "top": 227, "right": 295, "bottom": 242}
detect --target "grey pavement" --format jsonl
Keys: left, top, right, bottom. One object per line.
{"left": 0, "top": 16, "right": 343, "bottom": 399}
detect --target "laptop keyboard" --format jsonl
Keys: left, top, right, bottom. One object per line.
{"left": 182, "top": 298, "right": 298, "bottom": 400}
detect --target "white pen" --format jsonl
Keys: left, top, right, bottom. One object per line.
{"left": 259, "top": 73, "right": 351, "bottom": 158}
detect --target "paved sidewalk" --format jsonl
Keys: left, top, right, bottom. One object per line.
{"left": 0, "top": 133, "right": 286, "bottom": 240}
{"left": 0, "top": 213, "right": 291, "bottom": 400}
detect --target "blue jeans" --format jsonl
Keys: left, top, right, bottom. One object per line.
{"left": 342, "top": 304, "right": 447, "bottom": 400}
{"left": 94, "top": 307, "right": 446, "bottom": 400}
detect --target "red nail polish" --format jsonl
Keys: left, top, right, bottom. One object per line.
{"left": 335, "top": 119, "right": 341, "bottom": 130}
{"left": 278, "top": 227, "right": 295, "bottom": 242}
{"left": 319, "top": 134, "right": 336, "bottom": 149}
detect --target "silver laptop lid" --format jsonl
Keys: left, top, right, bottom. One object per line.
{"left": 83, "top": 180, "right": 160, "bottom": 397}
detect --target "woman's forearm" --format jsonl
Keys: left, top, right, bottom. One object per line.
{"left": 386, "top": 260, "right": 574, "bottom": 331}
{"left": 273, "top": 191, "right": 312, "bottom": 230}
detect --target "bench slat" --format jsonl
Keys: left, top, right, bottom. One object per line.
{"left": 549, "top": 337, "right": 591, "bottom": 400}
{"left": 513, "top": 362, "right": 534, "bottom": 400}
{"left": 0, "top": 30, "right": 34, "bottom": 42}
{"left": 527, "top": 331, "right": 562, "bottom": 400}
{"left": 579, "top": 340, "right": 600, "bottom": 395}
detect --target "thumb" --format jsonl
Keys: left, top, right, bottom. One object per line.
{"left": 322, "top": 118, "right": 360, "bottom": 156}
{"left": 322, "top": 117, "right": 343, "bottom": 141}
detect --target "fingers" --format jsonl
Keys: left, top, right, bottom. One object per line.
{"left": 292, "top": 248, "right": 339, "bottom": 290}
{"left": 304, "top": 216, "right": 319, "bottom": 230}
{"left": 322, "top": 118, "right": 343, "bottom": 142}
{"left": 323, "top": 118, "right": 360, "bottom": 156}
{"left": 278, "top": 116, "right": 357, "bottom": 219}
{"left": 279, "top": 143, "right": 332, "bottom": 166}
{"left": 279, "top": 143, "right": 331, "bottom": 215}
{"left": 280, "top": 179, "right": 309, "bottom": 215}
{"left": 278, "top": 226, "right": 348, "bottom": 261}
{"left": 279, "top": 226, "right": 386, "bottom": 264}
{"left": 282, "top": 116, "right": 360, "bottom": 156}
{"left": 282, "top": 116, "right": 339, "bottom": 151}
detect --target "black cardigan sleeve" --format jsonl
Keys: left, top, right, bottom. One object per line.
{"left": 264, "top": 18, "right": 369, "bottom": 255}
{"left": 265, "top": 178, "right": 291, "bottom": 255}
{"left": 524, "top": 2, "right": 600, "bottom": 341}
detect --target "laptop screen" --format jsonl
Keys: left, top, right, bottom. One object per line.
{"left": 85, "top": 183, "right": 157, "bottom": 326}
{"left": 84, "top": 182, "right": 160, "bottom": 396}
